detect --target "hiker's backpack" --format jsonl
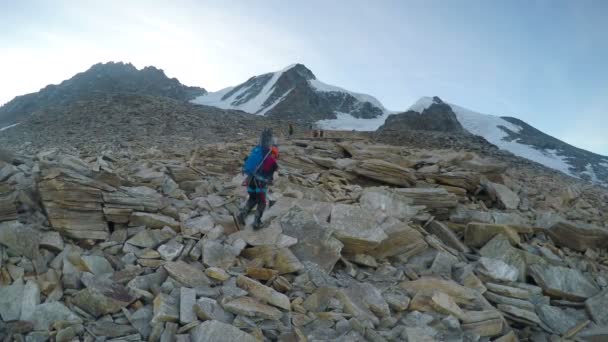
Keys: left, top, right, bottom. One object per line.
{"left": 243, "top": 146, "right": 265, "bottom": 176}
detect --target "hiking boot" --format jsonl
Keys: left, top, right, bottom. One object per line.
{"left": 252, "top": 215, "right": 263, "bottom": 230}
{"left": 237, "top": 211, "right": 247, "bottom": 225}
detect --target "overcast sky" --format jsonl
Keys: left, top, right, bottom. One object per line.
{"left": 1, "top": 0, "right": 607, "bottom": 154}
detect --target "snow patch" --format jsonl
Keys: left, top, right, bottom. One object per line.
{"left": 581, "top": 163, "right": 599, "bottom": 183}
{"left": 0, "top": 123, "right": 19, "bottom": 132}
{"left": 317, "top": 112, "right": 389, "bottom": 131}
{"left": 258, "top": 88, "right": 293, "bottom": 115}
{"left": 407, "top": 96, "right": 436, "bottom": 113}
{"left": 308, "top": 79, "right": 387, "bottom": 113}
{"left": 192, "top": 67, "right": 287, "bottom": 115}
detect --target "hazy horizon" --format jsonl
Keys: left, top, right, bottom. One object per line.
{"left": 1, "top": 0, "right": 606, "bottom": 155}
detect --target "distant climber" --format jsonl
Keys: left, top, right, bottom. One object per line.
{"left": 288, "top": 123, "right": 294, "bottom": 139}
{"left": 238, "top": 129, "right": 278, "bottom": 230}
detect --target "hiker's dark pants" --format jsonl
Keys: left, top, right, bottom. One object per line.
{"left": 243, "top": 178, "right": 268, "bottom": 221}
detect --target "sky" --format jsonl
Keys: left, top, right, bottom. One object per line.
{"left": 1, "top": 0, "right": 607, "bottom": 155}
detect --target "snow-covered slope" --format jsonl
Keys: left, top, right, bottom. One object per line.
{"left": 405, "top": 96, "right": 608, "bottom": 185}
{"left": 192, "top": 64, "right": 387, "bottom": 121}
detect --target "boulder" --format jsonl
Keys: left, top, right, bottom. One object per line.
{"left": 164, "top": 261, "right": 211, "bottom": 287}
{"left": 194, "top": 297, "right": 234, "bottom": 323}
{"left": 279, "top": 206, "right": 343, "bottom": 273}
{"left": 485, "top": 181, "right": 520, "bottom": 209}
{"left": 153, "top": 293, "right": 179, "bottom": 323}
{"left": 202, "top": 240, "right": 238, "bottom": 268}
{"left": 126, "top": 229, "right": 174, "bottom": 248}
{"left": 222, "top": 296, "right": 283, "bottom": 320}
{"left": 536, "top": 304, "right": 581, "bottom": 335}
{"left": 329, "top": 204, "right": 387, "bottom": 254}
{"left": 537, "top": 213, "right": 608, "bottom": 252}
{"left": 477, "top": 257, "right": 519, "bottom": 282}
{"left": 359, "top": 187, "right": 420, "bottom": 220}
{"left": 179, "top": 287, "right": 197, "bottom": 325}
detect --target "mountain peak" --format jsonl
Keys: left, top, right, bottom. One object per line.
{"left": 0, "top": 62, "right": 205, "bottom": 126}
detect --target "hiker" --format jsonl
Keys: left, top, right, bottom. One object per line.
{"left": 288, "top": 123, "right": 294, "bottom": 139}
{"left": 238, "top": 129, "right": 278, "bottom": 230}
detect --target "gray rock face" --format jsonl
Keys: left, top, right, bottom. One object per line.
{"left": 585, "top": 289, "right": 608, "bottom": 325}
{"left": 329, "top": 204, "right": 387, "bottom": 254}
{"left": 0, "top": 221, "right": 40, "bottom": 259}
{"left": 190, "top": 320, "right": 256, "bottom": 342}
{"left": 194, "top": 297, "right": 234, "bottom": 323}
{"left": 536, "top": 304, "right": 580, "bottom": 335}
{"left": 0, "top": 279, "right": 24, "bottom": 321}
{"left": 379, "top": 97, "right": 466, "bottom": 133}
{"left": 529, "top": 265, "right": 600, "bottom": 301}
{"left": 30, "top": 302, "right": 82, "bottom": 331}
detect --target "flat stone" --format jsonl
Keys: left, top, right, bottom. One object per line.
{"left": 370, "top": 218, "right": 428, "bottom": 259}
{"left": 359, "top": 187, "right": 420, "bottom": 220}
{"left": 180, "top": 287, "right": 197, "bottom": 325}
{"left": 194, "top": 297, "right": 234, "bottom": 323}
{"left": 529, "top": 264, "right": 600, "bottom": 301}
{"left": 329, "top": 204, "right": 388, "bottom": 254}
{"left": 20, "top": 280, "right": 41, "bottom": 321}
{"left": 279, "top": 206, "right": 343, "bottom": 273}
{"left": 0, "top": 279, "right": 24, "bottom": 321}
{"left": 385, "top": 292, "right": 411, "bottom": 312}
{"left": 127, "top": 229, "right": 174, "bottom": 248}
{"left": 242, "top": 246, "right": 303, "bottom": 274}
{"left": 585, "top": 289, "right": 608, "bottom": 325}
{"left": 536, "top": 304, "right": 581, "bottom": 335}
{"left": 430, "top": 291, "right": 464, "bottom": 318}
{"left": 486, "top": 283, "right": 530, "bottom": 299}
{"left": 87, "top": 321, "right": 138, "bottom": 338}
{"left": 190, "top": 320, "right": 256, "bottom": 342}
{"left": 81, "top": 255, "right": 115, "bottom": 275}
{"left": 39, "top": 231, "right": 64, "bottom": 252}
{"left": 205, "top": 267, "right": 230, "bottom": 281}
{"left": 245, "top": 267, "right": 278, "bottom": 281}
{"left": 164, "top": 261, "right": 210, "bottom": 287}
{"left": 465, "top": 223, "right": 520, "bottom": 248}
{"left": 158, "top": 240, "right": 185, "bottom": 261}
{"left": 130, "top": 212, "right": 180, "bottom": 230}
{"left": 477, "top": 257, "right": 519, "bottom": 282}
{"left": 400, "top": 277, "right": 478, "bottom": 304}
{"left": 497, "top": 304, "right": 541, "bottom": 325}
{"left": 483, "top": 291, "right": 535, "bottom": 311}
{"left": 202, "top": 240, "right": 238, "bottom": 268}
{"left": 153, "top": 293, "right": 179, "bottom": 323}
{"left": 182, "top": 215, "right": 215, "bottom": 235}
{"left": 461, "top": 311, "right": 503, "bottom": 337}
{"left": 351, "top": 159, "right": 416, "bottom": 187}
{"left": 72, "top": 278, "right": 136, "bottom": 317}
{"left": 480, "top": 234, "right": 546, "bottom": 282}
{"left": 236, "top": 275, "right": 290, "bottom": 310}
{"left": 30, "top": 302, "right": 82, "bottom": 331}
{"left": 223, "top": 296, "right": 283, "bottom": 320}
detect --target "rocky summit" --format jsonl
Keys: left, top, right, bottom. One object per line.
{"left": 1, "top": 121, "right": 608, "bottom": 342}
{"left": 0, "top": 62, "right": 206, "bottom": 127}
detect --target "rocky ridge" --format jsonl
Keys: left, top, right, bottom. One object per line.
{"left": 1, "top": 133, "right": 608, "bottom": 341}
{"left": 0, "top": 62, "right": 206, "bottom": 127}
